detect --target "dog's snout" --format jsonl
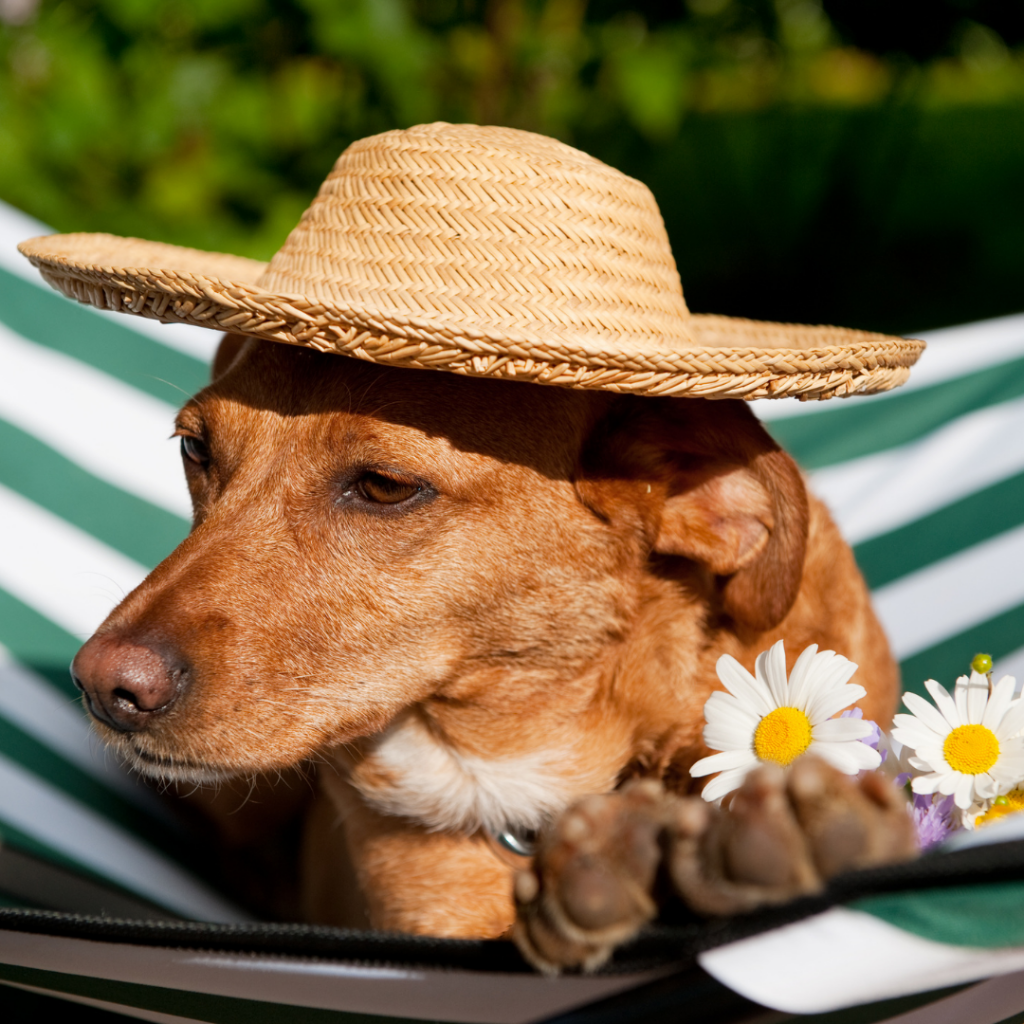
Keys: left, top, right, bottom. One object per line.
{"left": 71, "top": 634, "right": 190, "bottom": 733}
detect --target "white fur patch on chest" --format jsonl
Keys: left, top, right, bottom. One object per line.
{"left": 350, "top": 712, "right": 578, "bottom": 835}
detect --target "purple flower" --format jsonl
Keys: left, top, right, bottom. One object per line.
{"left": 912, "top": 793, "right": 958, "bottom": 849}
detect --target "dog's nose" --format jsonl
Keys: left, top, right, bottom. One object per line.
{"left": 71, "top": 634, "right": 190, "bottom": 733}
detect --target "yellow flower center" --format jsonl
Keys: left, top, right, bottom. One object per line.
{"left": 754, "top": 707, "right": 813, "bottom": 766}
{"left": 976, "top": 789, "right": 1024, "bottom": 828}
{"left": 942, "top": 724, "right": 1000, "bottom": 775}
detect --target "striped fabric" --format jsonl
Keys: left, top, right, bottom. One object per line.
{"left": 2, "top": 199, "right": 1024, "bottom": 918}
{"left": 760, "top": 312, "right": 1024, "bottom": 695}
{"left": 0, "top": 203, "right": 240, "bottom": 922}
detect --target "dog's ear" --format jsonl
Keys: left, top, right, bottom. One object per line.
{"left": 211, "top": 333, "right": 250, "bottom": 381}
{"left": 577, "top": 398, "right": 809, "bottom": 632}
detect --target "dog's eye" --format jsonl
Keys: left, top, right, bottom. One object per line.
{"left": 357, "top": 472, "right": 421, "bottom": 505}
{"left": 180, "top": 435, "right": 210, "bottom": 468}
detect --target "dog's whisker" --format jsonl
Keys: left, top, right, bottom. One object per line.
{"left": 147, "top": 376, "right": 194, "bottom": 401}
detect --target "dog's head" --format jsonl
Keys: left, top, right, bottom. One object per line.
{"left": 71, "top": 336, "right": 807, "bottom": 782}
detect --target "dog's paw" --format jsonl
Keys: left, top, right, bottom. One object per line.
{"left": 512, "top": 757, "right": 918, "bottom": 973}
{"left": 667, "top": 757, "right": 918, "bottom": 916}
{"left": 666, "top": 762, "right": 824, "bottom": 916}
{"left": 511, "top": 780, "right": 668, "bottom": 973}
{"left": 785, "top": 756, "right": 919, "bottom": 877}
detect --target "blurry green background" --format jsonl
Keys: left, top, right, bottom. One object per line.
{"left": 1, "top": 0, "right": 1022, "bottom": 335}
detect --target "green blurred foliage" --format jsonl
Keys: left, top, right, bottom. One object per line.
{"left": 1, "top": 0, "right": 1023, "bottom": 332}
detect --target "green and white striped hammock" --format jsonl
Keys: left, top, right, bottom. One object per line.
{"left": 2, "top": 198, "right": 1024, "bottom": 1023}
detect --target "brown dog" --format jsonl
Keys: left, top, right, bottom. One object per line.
{"left": 70, "top": 332, "right": 907, "bottom": 957}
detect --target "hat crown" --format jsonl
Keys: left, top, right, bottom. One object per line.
{"left": 256, "top": 123, "right": 691, "bottom": 353}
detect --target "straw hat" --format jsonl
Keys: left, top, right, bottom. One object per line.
{"left": 18, "top": 122, "right": 922, "bottom": 401}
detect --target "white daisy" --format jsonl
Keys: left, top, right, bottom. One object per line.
{"left": 690, "top": 640, "right": 882, "bottom": 803}
{"left": 891, "top": 671, "right": 1024, "bottom": 811}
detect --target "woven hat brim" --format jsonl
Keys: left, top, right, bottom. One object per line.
{"left": 18, "top": 233, "right": 924, "bottom": 401}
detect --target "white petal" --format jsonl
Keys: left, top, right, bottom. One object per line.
{"left": 991, "top": 754, "right": 1024, "bottom": 776}
{"left": 996, "top": 741, "right": 1024, "bottom": 762}
{"left": 704, "top": 689, "right": 751, "bottom": 715}
{"left": 1000, "top": 736, "right": 1024, "bottom": 756}
{"left": 703, "top": 689, "right": 741, "bottom": 714}
{"left": 985, "top": 676, "right": 1017, "bottom": 731}
{"left": 757, "top": 641, "right": 789, "bottom": 708}
{"left": 849, "top": 743, "right": 883, "bottom": 770}
{"left": 911, "top": 773, "right": 944, "bottom": 795}
{"left": 753, "top": 650, "right": 773, "bottom": 700}
{"left": 810, "top": 739, "right": 881, "bottom": 771}
{"left": 965, "top": 672, "right": 990, "bottom": 724}
{"left": 704, "top": 722, "right": 756, "bottom": 752}
{"left": 716, "top": 655, "right": 773, "bottom": 715}
{"left": 812, "top": 718, "right": 873, "bottom": 742}
{"left": 891, "top": 716, "right": 944, "bottom": 747}
{"left": 988, "top": 762, "right": 1024, "bottom": 786}
{"left": 815, "top": 652, "right": 859, "bottom": 691}
{"left": 786, "top": 644, "right": 820, "bottom": 711}
{"left": 696, "top": 747, "right": 758, "bottom": 774}
{"left": 704, "top": 692, "right": 760, "bottom": 730}
{"left": 974, "top": 775, "right": 999, "bottom": 800}
{"left": 997, "top": 675, "right": 1018, "bottom": 706}
{"left": 937, "top": 773, "right": 959, "bottom": 796}
{"left": 805, "top": 649, "right": 838, "bottom": 685}
{"left": 703, "top": 694, "right": 759, "bottom": 732}
{"left": 997, "top": 699, "right": 1024, "bottom": 740}
{"left": 954, "top": 677, "right": 970, "bottom": 723}
{"left": 806, "top": 741, "right": 860, "bottom": 774}
{"left": 954, "top": 773, "right": 977, "bottom": 810}
{"left": 806, "top": 684, "right": 867, "bottom": 724}
{"left": 925, "top": 679, "right": 962, "bottom": 730}
{"left": 692, "top": 745, "right": 757, "bottom": 770}
{"left": 890, "top": 733, "right": 937, "bottom": 764}
{"left": 900, "top": 693, "right": 953, "bottom": 738}
{"left": 690, "top": 749, "right": 758, "bottom": 778}
{"left": 908, "top": 755, "right": 934, "bottom": 771}
{"left": 700, "top": 767, "right": 750, "bottom": 803}
{"left": 913, "top": 743, "right": 948, "bottom": 769}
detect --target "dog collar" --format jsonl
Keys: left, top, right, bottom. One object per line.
{"left": 484, "top": 824, "right": 538, "bottom": 868}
